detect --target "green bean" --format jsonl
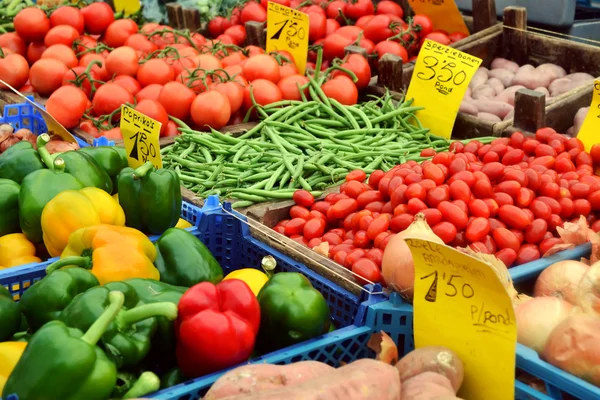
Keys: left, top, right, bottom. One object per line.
{"left": 232, "top": 200, "right": 255, "bottom": 208}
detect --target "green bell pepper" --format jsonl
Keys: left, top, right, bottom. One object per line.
{"left": 0, "top": 140, "right": 45, "bottom": 184}
{"left": 117, "top": 161, "right": 182, "bottom": 235}
{"left": 19, "top": 134, "right": 84, "bottom": 244}
{"left": 3, "top": 291, "right": 124, "bottom": 400}
{"left": 79, "top": 146, "right": 128, "bottom": 194}
{"left": 58, "top": 282, "right": 178, "bottom": 368}
{"left": 125, "top": 278, "right": 187, "bottom": 304}
{"left": 56, "top": 150, "right": 113, "bottom": 193}
{"left": 160, "top": 368, "right": 186, "bottom": 389}
{"left": 20, "top": 268, "right": 99, "bottom": 331}
{"left": 257, "top": 272, "right": 331, "bottom": 352}
{"left": 0, "top": 285, "right": 20, "bottom": 342}
{"left": 111, "top": 371, "right": 161, "bottom": 399}
{"left": 0, "top": 178, "right": 20, "bottom": 236}
{"left": 155, "top": 228, "right": 224, "bottom": 287}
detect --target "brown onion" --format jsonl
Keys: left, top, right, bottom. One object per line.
{"left": 382, "top": 213, "right": 444, "bottom": 301}
{"left": 533, "top": 260, "right": 589, "bottom": 304}
{"left": 14, "top": 129, "right": 37, "bottom": 148}
{"left": 0, "top": 136, "right": 20, "bottom": 153}
{"left": 515, "top": 297, "right": 573, "bottom": 354}
{"left": 543, "top": 314, "right": 600, "bottom": 386}
{"left": 575, "top": 261, "right": 600, "bottom": 315}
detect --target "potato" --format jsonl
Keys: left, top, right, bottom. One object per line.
{"left": 536, "top": 63, "right": 566, "bottom": 82}
{"left": 565, "top": 72, "right": 594, "bottom": 83}
{"left": 486, "top": 78, "right": 505, "bottom": 95}
{"left": 488, "top": 69, "right": 514, "bottom": 87}
{"left": 477, "top": 112, "right": 501, "bottom": 122}
{"left": 475, "top": 100, "right": 513, "bottom": 119}
{"left": 533, "top": 87, "right": 550, "bottom": 97}
{"left": 548, "top": 78, "right": 584, "bottom": 97}
{"left": 512, "top": 64, "right": 553, "bottom": 90}
{"left": 464, "top": 87, "right": 471, "bottom": 99}
{"left": 221, "top": 359, "right": 401, "bottom": 400}
{"left": 459, "top": 101, "right": 478, "bottom": 116}
{"left": 400, "top": 372, "right": 456, "bottom": 400}
{"left": 504, "top": 109, "right": 515, "bottom": 121}
{"left": 574, "top": 106, "right": 589, "bottom": 136}
{"left": 491, "top": 58, "right": 519, "bottom": 73}
{"left": 494, "top": 85, "right": 525, "bottom": 105}
{"left": 471, "top": 85, "right": 495, "bottom": 100}
{"left": 205, "top": 361, "right": 335, "bottom": 399}
{"left": 395, "top": 346, "right": 464, "bottom": 392}
{"left": 469, "top": 68, "right": 488, "bottom": 90}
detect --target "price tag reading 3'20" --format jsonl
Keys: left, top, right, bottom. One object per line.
{"left": 405, "top": 40, "right": 482, "bottom": 139}
{"left": 572, "top": 79, "right": 600, "bottom": 152}
{"left": 405, "top": 238, "right": 516, "bottom": 400}
{"left": 266, "top": 2, "right": 309, "bottom": 75}
{"left": 120, "top": 105, "right": 162, "bottom": 169}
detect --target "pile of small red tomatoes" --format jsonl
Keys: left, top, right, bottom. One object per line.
{"left": 275, "top": 128, "right": 600, "bottom": 284}
{"left": 207, "top": 0, "right": 469, "bottom": 68}
{"left": 0, "top": 4, "right": 368, "bottom": 140}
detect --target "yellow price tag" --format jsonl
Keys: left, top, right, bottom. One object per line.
{"left": 406, "top": 40, "right": 481, "bottom": 139}
{"left": 113, "top": 0, "right": 141, "bottom": 16}
{"left": 120, "top": 105, "right": 162, "bottom": 169}
{"left": 405, "top": 238, "right": 516, "bottom": 400}
{"left": 266, "top": 2, "right": 309, "bottom": 75}
{"left": 408, "top": 0, "right": 469, "bottom": 36}
{"left": 573, "top": 79, "right": 600, "bottom": 152}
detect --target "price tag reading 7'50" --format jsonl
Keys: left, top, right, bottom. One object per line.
{"left": 405, "top": 238, "right": 516, "bottom": 400}
{"left": 572, "top": 79, "right": 600, "bottom": 152}
{"left": 266, "top": 2, "right": 309, "bottom": 75}
{"left": 120, "top": 105, "right": 162, "bottom": 169}
{"left": 405, "top": 40, "right": 482, "bottom": 139}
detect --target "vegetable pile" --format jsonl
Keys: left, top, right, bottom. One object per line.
{"left": 462, "top": 58, "right": 594, "bottom": 123}
{"left": 162, "top": 84, "right": 482, "bottom": 205}
{"left": 274, "top": 128, "right": 600, "bottom": 285}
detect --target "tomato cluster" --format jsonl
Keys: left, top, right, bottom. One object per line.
{"left": 275, "top": 128, "right": 600, "bottom": 284}
{"left": 207, "top": 0, "right": 468, "bottom": 70}
{"left": 0, "top": 4, "right": 372, "bottom": 140}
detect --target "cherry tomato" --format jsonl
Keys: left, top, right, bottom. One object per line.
{"left": 498, "top": 205, "right": 531, "bottom": 230}
{"left": 432, "top": 221, "right": 457, "bottom": 244}
{"left": 516, "top": 244, "right": 541, "bottom": 265}
{"left": 495, "top": 248, "right": 517, "bottom": 267}
{"left": 284, "top": 218, "right": 306, "bottom": 236}
{"left": 352, "top": 258, "right": 382, "bottom": 284}
{"left": 493, "top": 228, "right": 520, "bottom": 252}
{"left": 524, "top": 219, "right": 548, "bottom": 244}
{"left": 293, "top": 190, "right": 315, "bottom": 207}
{"left": 390, "top": 214, "right": 413, "bottom": 232}
{"left": 346, "top": 169, "right": 367, "bottom": 182}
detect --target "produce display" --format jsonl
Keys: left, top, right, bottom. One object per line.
{"left": 462, "top": 58, "right": 594, "bottom": 122}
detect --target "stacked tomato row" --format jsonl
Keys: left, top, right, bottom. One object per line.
{"left": 0, "top": 4, "right": 371, "bottom": 140}
{"left": 208, "top": 0, "right": 467, "bottom": 69}
{"left": 274, "top": 129, "right": 600, "bottom": 284}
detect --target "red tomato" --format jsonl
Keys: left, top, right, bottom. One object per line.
{"left": 367, "top": 214, "right": 390, "bottom": 240}
{"left": 352, "top": 258, "right": 382, "bottom": 284}
{"left": 50, "top": 6, "right": 84, "bottom": 34}
{"left": 516, "top": 244, "right": 541, "bottom": 265}
{"left": 14, "top": 8, "right": 50, "bottom": 43}
{"left": 285, "top": 218, "right": 306, "bottom": 236}
{"left": 422, "top": 32, "right": 450, "bottom": 45}
{"left": 157, "top": 81, "right": 195, "bottom": 121}
{"left": 212, "top": 81, "right": 244, "bottom": 114}
{"left": 322, "top": 33, "right": 354, "bottom": 61}
{"left": 243, "top": 79, "right": 282, "bottom": 109}
{"left": 0, "top": 53, "right": 29, "bottom": 90}
{"left": 105, "top": 46, "right": 139, "bottom": 78}
{"left": 448, "top": 32, "right": 468, "bottom": 42}
{"left": 329, "top": 198, "right": 359, "bottom": 220}
{"left": 496, "top": 248, "right": 517, "bottom": 267}
{"left": 29, "top": 58, "right": 69, "bottom": 97}
{"left": 0, "top": 33, "right": 26, "bottom": 56}
{"left": 46, "top": 86, "right": 88, "bottom": 129}
{"left": 92, "top": 82, "right": 134, "bottom": 116}
{"left": 498, "top": 205, "right": 531, "bottom": 230}
{"left": 390, "top": 214, "right": 413, "bottom": 232}
{"left": 373, "top": 40, "right": 408, "bottom": 63}
{"left": 190, "top": 90, "right": 231, "bottom": 130}
{"left": 466, "top": 217, "right": 490, "bottom": 243}
{"left": 437, "top": 201, "right": 468, "bottom": 230}
{"left": 411, "top": 14, "right": 433, "bottom": 37}
{"left": 524, "top": 219, "right": 548, "bottom": 244}
{"left": 242, "top": 54, "right": 280, "bottom": 83}
{"left": 112, "top": 75, "right": 141, "bottom": 96}
{"left": 492, "top": 228, "right": 520, "bottom": 252}
{"left": 241, "top": 2, "right": 267, "bottom": 23}
{"left": 80, "top": 2, "right": 114, "bottom": 34}
{"left": 134, "top": 99, "right": 169, "bottom": 135}
{"left": 293, "top": 190, "right": 315, "bottom": 207}
{"left": 376, "top": 0, "right": 404, "bottom": 17}
{"left": 345, "top": 0, "right": 374, "bottom": 20}
{"left": 332, "top": 54, "right": 371, "bottom": 91}
{"left": 432, "top": 221, "right": 457, "bottom": 244}
{"left": 137, "top": 59, "right": 174, "bottom": 87}
{"left": 321, "top": 75, "right": 358, "bottom": 106}
{"left": 346, "top": 170, "right": 367, "bottom": 182}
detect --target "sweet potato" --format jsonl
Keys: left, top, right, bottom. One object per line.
{"left": 488, "top": 68, "right": 514, "bottom": 87}
{"left": 395, "top": 346, "right": 464, "bottom": 392}
{"left": 471, "top": 85, "right": 496, "bottom": 100}
{"left": 533, "top": 87, "right": 550, "bottom": 97}
{"left": 475, "top": 100, "right": 513, "bottom": 119}
{"left": 486, "top": 78, "right": 505, "bottom": 95}
{"left": 477, "top": 112, "right": 501, "bottom": 122}
{"left": 469, "top": 68, "right": 488, "bottom": 90}
{"left": 491, "top": 58, "right": 519, "bottom": 73}
{"left": 459, "top": 101, "right": 478, "bottom": 116}
{"left": 220, "top": 359, "right": 401, "bottom": 400}
{"left": 494, "top": 85, "right": 525, "bottom": 105}
{"left": 400, "top": 373, "right": 456, "bottom": 400}
{"left": 205, "top": 361, "right": 335, "bottom": 399}
{"left": 536, "top": 63, "right": 566, "bottom": 81}
{"left": 574, "top": 106, "right": 589, "bottom": 136}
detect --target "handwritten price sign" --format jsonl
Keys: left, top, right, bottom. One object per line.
{"left": 120, "top": 105, "right": 162, "bottom": 169}
{"left": 405, "top": 238, "right": 516, "bottom": 400}
{"left": 572, "top": 79, "right": 600, "bottom": 152}
{"left": 407, "top": 0, "right": 469, "bottom": 35}
{"left": 266, "top": 2, "right": 309, "bottom": 75}
{"left": 405, "top": 40, "right": 482, "bottom": 138}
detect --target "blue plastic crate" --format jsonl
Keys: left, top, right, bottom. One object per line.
{"left": 1, "top": 196, "right": 383, "bottom": 400}
{"left": 0, "top": 97, "right": 115, "bottom": 148}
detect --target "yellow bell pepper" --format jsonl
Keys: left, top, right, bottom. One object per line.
{"left": 0, "top": 341, "right": 27, "bottom": 393}
{"left": 175, "top": 218, "right": 193, "bottom": 229}
{"left": 223, "top": 268, "right": 269, "bottom": 296}
{"left": 45, "top": 224, "right": 159, "bottom": 285}
{"left": 41, "top": 187, "right": 126, "bottom": 257}
{"left": 0, "top": 233, "right": 41, "bottom": 268}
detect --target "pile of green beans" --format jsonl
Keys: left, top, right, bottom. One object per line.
{"left": 161, "top": 90, "right": 495, "bottom": 209}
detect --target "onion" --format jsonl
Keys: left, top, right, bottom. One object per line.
{"left": 543, "top": 314, "right": 600, "bottom": 386}
{"left": 575, "top": 261, "right": 600, "bottom": 316}
{"left": 533, "top": 260, "right": 589, "bottom": 304}
{"left": 382, "top": 213, "right": 444, "bottom": 301}
{"left": 14, "top": 129, "right": 37, "bottom": 148}
{"left": 0, "top": 136, "right": 20, "bottom": 153}
{"left": 515, "top": 297, "right": 573, "bottom": 354}
{"left": 45, "top": 140, "right": 79, "bottom": 154}
{"left": 0, "top": 124, "right": 14, "bottom": 135}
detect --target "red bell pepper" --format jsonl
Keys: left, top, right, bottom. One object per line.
{"left": 175, "top": 279, "right": 261, "bottom": 377}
